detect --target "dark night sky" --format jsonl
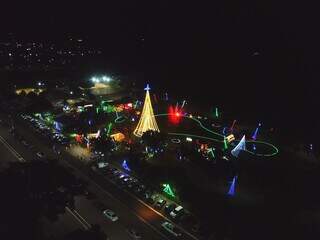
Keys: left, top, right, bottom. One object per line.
{"left": 1, "top": 1, "right": 319, "bottom": 137}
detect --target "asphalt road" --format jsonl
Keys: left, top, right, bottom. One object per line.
{"left": 0, "top": 114, "right": 199, "bottom": 240}
{"left": 0, "top": 135, "right": 18, "bottom": 167}
{"left": 40, "top": 207, "right": 88, "bottom": 239}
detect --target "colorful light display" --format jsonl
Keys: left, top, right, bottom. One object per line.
{"left": 207, "top": 147, "right": 215, "bottom": 158}
{"left": 54, "top": 121, "right": 62, "bottom": 132}
{"left": 224, "top": 137, "right": 228, "bottom": 150}
{"left": 162, "top": 183, "right": 175, "bottom": 197}
{"left": 110, "top": 132, "right": 125, "bottom": 142}
{"left": 134, "top": 100, "right": 139, "bottom": 109}
{"left": 153, "top": 94, "right": 158, "bottom": 103}
{"left": 230, "top": 120, "right": 237, "bottom": 132}
{"left": 222, "top": 127, "right": 227, "bottom": 135}
{"left": 133, "top": 84, "right": 160, "bottom": 137}
{"left": 231, "top": 135, "right": 246, "bottom": 157}
{"left": 226, "top": 134, "right": 235, "bottom": 143}
{"left": 181, "top": 100, "right": 186, "bottom": 109}
{"left": 227, "top": 176, "right": 237, "bottom": 196}
{"left": 215, "top": 107, "right": 219, "bottom": 118}
{"left": 252, "top": 123, "right": 262, "bottom": 140}
{"left": 168, "top": 105, "right": 183, "bottom": 124}
{"left": 122, "top": 160, "right": 131, "bottom": 171}
{"left": 106, "top": 123, "right": 113, "bottom": 136}
{"left": 75, "top": 134, "right": 83, "bottom": 143}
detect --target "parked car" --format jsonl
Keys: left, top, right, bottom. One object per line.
{"left": 103, "top": 209, "right": 119, "bottom": 222}
{"left": 155, "top": 198, "right": 166, "bottom": 209}
{"left": 165, "top": 203, "right": 177, "bottom": 215}
{"left": 118, "top": 173, "right": 128, "bottom": 181}
{"left": 170, "top": 206, "right": 184, "bottom": 219}
{"left": 133, "top": 184, "right": 145, "bottom": 195}
{"left": 145, "top": 196, "right": 155, "bottom": 204}
{"left": 126, "top": 178, "right": 137, "bottom": 189}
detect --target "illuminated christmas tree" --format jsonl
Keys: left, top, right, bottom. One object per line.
{"left": 162, "top": 184, "right": 175, "bottom": 197}
{"left": 134, "top": 84, "right": 160, "bottom": 137}
{"left": 231, "top": 135, "right": 246, "bottom": 157}
{"left": 227, "top": 176, "right": 237, "bottom": 196}
{"left": 252, "top": 123, "right": 262, "bottom": 140}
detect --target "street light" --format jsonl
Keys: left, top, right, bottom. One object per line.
{"left": 91, "top": 77, "right": 98, "bottom": 83}
{"left": 91, "top": 75, "right": 112, "bottom": 83}
{"left": 102, "top": 76, "right": 111, "bottom": 82}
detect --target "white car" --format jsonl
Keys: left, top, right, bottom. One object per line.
{"left": 98, "top": 162, "right": 109, "bottom": 168}
{"left": 170, "top": 206, "right": 184, "bottom": 219}
{"left": 103, "top": 209, "right": 119, "bottom": 222}
{"left": 161, "top": 221, "right": 182, "bottom": 237}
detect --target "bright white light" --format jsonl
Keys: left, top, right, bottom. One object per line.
{"left": 38, "top": 82, "right": 42, "bottom": 86}
{"left": 91, "top": 75, "right": 112, "bottom": 83}
{"left": 102, "top": 76, "right": 111, "bottom": 82}
{"left": 70, "top": 91, "right": 73, "bottom": 95}
{"left": 91, "top": 77, "right": 98, "bottom": 83}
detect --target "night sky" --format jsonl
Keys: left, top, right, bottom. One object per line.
{"left": 1, "top": 1, "right": 319, "bottom": 138}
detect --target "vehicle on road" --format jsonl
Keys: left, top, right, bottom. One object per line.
{"left": 161, "top": 221, "right": 182, "bottom": 237}
{"left": 36, "top": 152, "right": 45, "bottom": 158}
{"left": 103, "top": 209, "right": 119, "bottom": 222}
{"left": 97, "top": 162, "right": 109, "bottom": 169}
{"left": 126, "top": 227, "right": 142, "bottom": 239}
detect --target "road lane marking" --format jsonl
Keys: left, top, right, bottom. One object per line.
{"left": 0, "top": 135, "right": 25, "bottom": 162}
{"left": 73, "top": 209, "right": 92, "bottom": 228}
{"left": 65, "top": 206, "right": 91, "bottom": 230}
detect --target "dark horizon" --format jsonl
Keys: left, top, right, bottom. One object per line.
{"left": 1, "top": 1, "right": 319, "bottom": 138}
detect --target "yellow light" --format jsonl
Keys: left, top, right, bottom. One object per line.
{"left": 133, "top": 87, "right": 160, "bottom": 137}
{"left": 226, "top": 134, "right": 235, "bottom": 143}
{"left": 110, "top": 132, "right": 125, "bottom": 142}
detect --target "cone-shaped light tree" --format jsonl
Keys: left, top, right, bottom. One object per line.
{"left": 231, "top": 135, "right": 246, "bottom": 157}
{"left": 133, "top": 84, "right": 160, "bottom": 137}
